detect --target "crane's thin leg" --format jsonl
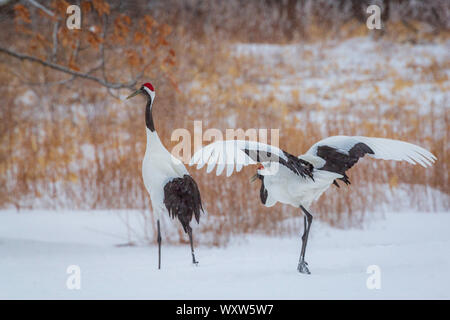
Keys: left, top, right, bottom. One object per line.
{"left": 298, "top": 205, "right": 313, "bottom": 274}
{"left": 157, "top": 219, "right": 162, "bottom": 270}
{"left": 187, "top": 227, "right": 199, "bottom": 265}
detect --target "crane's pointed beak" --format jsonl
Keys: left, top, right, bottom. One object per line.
{"left": 250, "top": 174, "right": 258, "bottom": 183}
{"left": 126, "top": 89, "right": 143, "bottom": 100}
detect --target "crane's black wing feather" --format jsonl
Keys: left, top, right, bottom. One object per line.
{"left": 163, "top": 175, "right": 203, "bottom": 233}
{"left": 316, "top": 142, "right": 374, "bottom": 185}
{"left": 243, "top": 148, "right": 314, "bottom": 180}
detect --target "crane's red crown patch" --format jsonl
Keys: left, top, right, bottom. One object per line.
{"left": 143, "top": 83, "right": 154, "bottom": 92}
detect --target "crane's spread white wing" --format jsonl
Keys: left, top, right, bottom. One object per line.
{"left": 305, "top": 135, "right": 436, "bottom": 168}
{"left": 189, "top": 140, "right": 288, "bottom": 177}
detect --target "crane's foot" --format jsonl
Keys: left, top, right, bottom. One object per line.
{"left": 192, "top": 254, "right": 199, "bottom": 266}
{"left": 297, "top": 260, "right": 311, "bottom": 274}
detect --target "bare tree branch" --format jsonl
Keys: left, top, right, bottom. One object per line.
{"left": 26, "top": 0, "right": 55, "bottom": 17}
{"left": 5, "top": 67, "right": 75, "bottom": 87}
{"left": 100, "top": 15, "right": 108, "bottom": 81}
{"left": 0, "top": 46, "right": 138, "bottom": 89}
{"left": 51, "top": 20, "right": 60, "bottom": 61}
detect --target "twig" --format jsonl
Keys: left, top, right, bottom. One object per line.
{"left": 0, "top": 46, "right": 138, "bottom": 89}
{"left": 401, "top": 18, "right": 418, "bottom": 33}
{"left": 51, "top": 19, "right": 60, "bottom": 61}
{"left": 100, "top": 15, "right": 108, "bottom": 81}
{"left": 26, "top": 0, "right": 54, "bottom": 17}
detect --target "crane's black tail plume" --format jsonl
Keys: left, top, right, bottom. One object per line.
{"left": 163, "top": 174, "right": 203, "bottom": 265}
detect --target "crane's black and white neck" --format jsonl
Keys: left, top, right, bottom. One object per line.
{"left": 190, "top": 136, "right": 436, "bottom": 274}
{"left": 127, "top": 83, "right": 204, "bottom": 269}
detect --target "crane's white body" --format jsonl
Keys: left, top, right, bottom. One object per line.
{"left": 261, "top": 163, "right": 341, "bottom": 208}
{"left": 189, "top": 134, "right": 436, "bottom": 274}
{"left": 142, "top": 129, "right": 188, "bottom": 218}
{"left": 130, "top": 82, "right": 203, "bottom": 267}
{"left": 190, "top": 136, "right": 436, "bottom": 211}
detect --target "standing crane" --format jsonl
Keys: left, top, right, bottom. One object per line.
{"left": 127, "top": 83, "right": 203, "bottom": 269}
{"left": 189, "top": 136, "right": 436, "bottom": 274}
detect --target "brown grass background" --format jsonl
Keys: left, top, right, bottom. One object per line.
{"left": 0, "top": 0, "right": 448, "bottom": 246}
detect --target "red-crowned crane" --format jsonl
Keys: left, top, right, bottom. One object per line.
{"left": 127, "top": 83, "right": 203, "bottom": 269}
{"left": 189, "top": 136, "right": 436, "bottom": 274}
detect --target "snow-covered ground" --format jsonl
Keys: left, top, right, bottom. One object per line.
{"left": 1, "top": 210, "right": 449, "bottom": 299}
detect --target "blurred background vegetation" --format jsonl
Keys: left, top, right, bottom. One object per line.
{"left": 0, "top": 0, "right": 448, "bottom": 246}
